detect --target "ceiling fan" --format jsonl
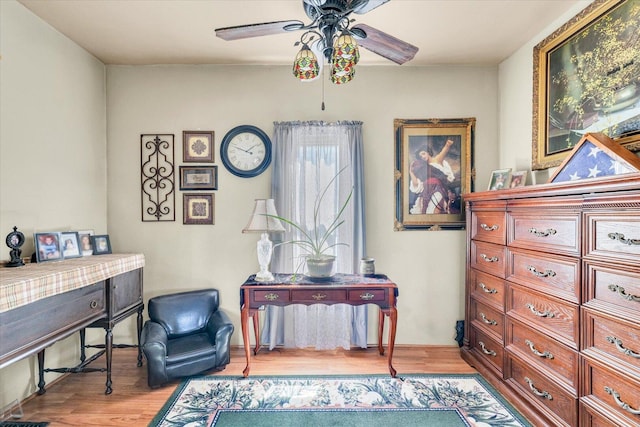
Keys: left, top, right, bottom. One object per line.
{"left": 215, "top": 0, "right": 419, "bottom": 83}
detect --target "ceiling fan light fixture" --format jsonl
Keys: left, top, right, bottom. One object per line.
{"left": 330, "top": 65, "right": 355, "bottom": 84}
{"left": 332, "top": 31, "right": 359, "bottom": 68}
{"left": 293, "top": 43, "right": 320, "bottom": 81}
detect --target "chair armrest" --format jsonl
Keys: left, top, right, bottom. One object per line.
{"left": 140, "top": 321, "right": 169, "bottom": 388}
{"left": 207, "top": 310, "right": 235, "bottom": 367}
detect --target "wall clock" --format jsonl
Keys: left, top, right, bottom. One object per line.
{"left": 220, "top": 125, "right": 272, "bottom": 178}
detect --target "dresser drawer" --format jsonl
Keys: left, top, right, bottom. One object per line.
{"left": 506, "top": 318, "right": 578, "bottom": 391}
{"left": 583, "top": 261, "right": 640, "bottom": 321}
{"left": 506, "top": 353, "right": 578, "bottom": 427}
{"left": 470, "top": 241, "right": 507, "bottom": 278}
{"left": 470, "top": 327, "right": 504, "bottom": 375}
{"left": 471, "top": 209, "right": 506, "bottom": 245}
{"left": 582, "top": 357, "right": 640, "bottom": 427}
{"left": 469, "top": 269, "right": 505, "bottom": 310}
{"left": 470, "top": 298, "right": 504, "bottom": 342}
{"left": 585, "top": 213, "right": 640, "bottom": 264}
{"left": 582, "top": 307, "right": 640, "bottom": 377}
{"left": 291, "top": 289, "right": 347, "bottom": 303}
{"left": 508, "top": 211, "right": 580, "bottom": 257}
{"left": 252, "top": 290, "right": 290, "bottom": 304}
{"left": 507, "top": 248, "right": 580, "bottom": 303}
{"left": 580, "top": 400, "right": 639, "bottom": 427}
{"left": 347, "top": 288, "right": 386, "bottom": 304}
{"left": 507, "top": 284, "right": 579, "bottom": 349}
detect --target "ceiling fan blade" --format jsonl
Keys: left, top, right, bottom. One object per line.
{"left": 351, "top": 23, "right": 418, "bottom": 65}
{"left": 215, "top": 20, "right": 304, "bottom": 41}
{"left": 353, "top": 0, "right": 390, "bottom": 14}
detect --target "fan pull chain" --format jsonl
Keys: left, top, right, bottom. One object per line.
{"left": 321, "top": 71, "right": 326, "bottom": 111}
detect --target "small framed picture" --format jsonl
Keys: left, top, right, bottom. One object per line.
{"left": 78, "top": 230, "right": 95, "bottom": 256}
{"left": 509, "top": 170, "right": 528, "bottom": 188}
{"left": 488, "top": 168, "right": 512, "bottom": 191}
{"left": 34, "top": 232, "right": 63, "bottom": 262}
{"left": 183, "top": 193, "right": 214, "bottom": 225}
{"left": 179, "top": 166, "right": 218, "bottom": 190}
{"left": 61, "top": 232, "right": 82, "bottom": 259}
{"left": 183, "top": 130, "right": 214, "bottom": 163}
{"left": 91, "top": 235, "right": 112, "bottom": 255}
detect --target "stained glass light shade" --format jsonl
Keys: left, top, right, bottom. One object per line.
{"left": 330, "top": 31, "right": 359, "bottom": 84}
{"left": 292, "top": 44, "right": 320, "bottom": 81}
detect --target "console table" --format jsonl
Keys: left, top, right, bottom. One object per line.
{"left": 0, "top": 254, "right": 144, "bottom": 394}
{"left": 240, "top": 273, "right": 399, "bottom": 377}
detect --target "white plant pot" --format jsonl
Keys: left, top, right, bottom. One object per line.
{"left": 305, "top": 255, "right": 336, "bottom": 278}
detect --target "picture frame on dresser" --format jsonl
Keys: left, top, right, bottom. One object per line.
{"left": 60, "top": 231, "right": 81, "bottom": 259}
{"left": 77, "top": 229, "right": 94, "bottom": 256}
{"left": 394, "top": 117, "right": 475, "bottom": 231}
{"left": 91, "top": 235, "right": 112, "bottom": 255}
{"left": 532, "top": 0, "right": 640, "bottom": 170}
{"left": 487, "top": 168, "right": 511, "bottom": 190}
{"left": 34, "top": 232, "right": 63, "bottom": 262}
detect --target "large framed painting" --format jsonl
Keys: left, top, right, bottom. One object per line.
{"left": 394, "top": 118, "right": 475, "bottom": 231}
{"left": 532, "top": 0, "right": 640, "bottom": 170}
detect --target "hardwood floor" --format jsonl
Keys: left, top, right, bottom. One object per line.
{"left": 10, "top": 345, "right": 475, "bottom": 426}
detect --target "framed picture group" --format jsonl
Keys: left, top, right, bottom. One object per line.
{"left": 34, "top": 230, "right": 112, "bottom": 263}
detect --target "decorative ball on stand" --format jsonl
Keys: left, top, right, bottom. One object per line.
{"left": 5, "top": 226, "right": 26, "bottom": 267}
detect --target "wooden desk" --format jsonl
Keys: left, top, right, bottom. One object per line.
{"left": 240, "top": 273, "right": 399, "bottom": 377}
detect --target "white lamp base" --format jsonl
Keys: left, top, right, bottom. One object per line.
{"left": 255, "top": 232, "right": 275, "bottom": 282}
{"left": 255, "top": 270, "right": 275, "bottom": 282}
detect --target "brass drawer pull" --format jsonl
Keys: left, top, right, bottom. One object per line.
{"left": 480, "top": 312, "right": 497, "bottom": 326}
{"left": 359, "top": 292, "right": 375, "bottom": 301}
{"left": 264, "top": 293, "right": 279, "bottom": 301}
{"left": 525, "top": 339, "right": 554, "bottom": 359}
{"left": 89, "top": 300, "right": 98, "bottom": 309}
{"left": 312, "top": 293, "right": 327, "bottom": 301}
{"left": 605, "top": 386, "right": 640, "bottom": 415}
{"left": 480, "top": 223, "right": 499, "bottom": 231}
{"left": 480, "top": 254, "right": 499, "bottom": 263}
{"left": 528, "top": 227, "right": 557, "bottom": 237}
{"left": 478, "top": 341, "right": 496, "bottom": 356}
{"left": 525, "top": 303, "right": 555, "bottom": 318}
{"left": 606, "top": 336, "right": 640, "bottom": 359}
{"left": 524, "top": 377, "right": 552, "bottom": 400}
{"left": 608, "top": 284, "right": 640, "bottom": 303}
{"left": 527, "top": 265, "right": 556, "bottom": 278}
{"left": 479, "top": 282, "right": 497, "bottom": 294}
{"left": 608, "top": 232, "right": 640, "bottom": 246}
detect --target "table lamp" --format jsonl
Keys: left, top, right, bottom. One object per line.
{"left": 242, "top": 199, "right": 285, "bottom": 282}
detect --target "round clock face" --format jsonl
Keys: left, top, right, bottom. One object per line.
{"left": 220, "top": 125, "right": 272, "bottom": 178}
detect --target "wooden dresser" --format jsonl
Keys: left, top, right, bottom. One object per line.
{"left": 461, "top": 174, "right": 640, "bottom": 427}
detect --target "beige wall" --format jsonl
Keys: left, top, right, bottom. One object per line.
{"left": 0, "top": 0, "right": 107, "bottom": 409}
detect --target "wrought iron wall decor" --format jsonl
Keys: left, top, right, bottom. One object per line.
{"left": 141, "top": 134, "right": 175, "bottom": 222}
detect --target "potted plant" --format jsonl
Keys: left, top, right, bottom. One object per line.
{"left": 269, "top": 168, "right": 353, "bottom": 278}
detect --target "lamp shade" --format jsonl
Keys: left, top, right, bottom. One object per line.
{"left": 292, "top": 44, "right": 320, "bottom": 81}
{"left": 242, "top": 199, "right": 286, "bottom": 233}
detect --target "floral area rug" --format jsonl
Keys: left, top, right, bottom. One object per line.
{"left": 149, "top": 374, "right": 531, "bottom": 427}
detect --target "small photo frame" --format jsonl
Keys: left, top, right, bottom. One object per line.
{"left": 183, "top": 131, "right": 214, "bottom": 163}
{"left": 488, "top": 168, "right": 512, "bottom": 191}
{"left": 91, "top": 235, "right": 112, "bottom": 255}
{"left": 183, "top": 193, "right": 214, "bottom": 225}
{"left": 34, "top": 232, "right": 63, "bottom": 262}
{"left": 78, "top": 230, "right": 95, "bottom": 256}
{"left": 61, "top": 232, "right": 82, "bottom": 259}
{"left": 179, "top": 166, "right": 218, "bottom": 190}
{"left": 509, "top": 171, "right": 528, "bottom": 188}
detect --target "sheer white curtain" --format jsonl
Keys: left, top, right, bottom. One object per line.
{"left": 261, "top": 120, "right": 367, "bottom": 350}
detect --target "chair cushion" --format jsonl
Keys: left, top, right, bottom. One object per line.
{"left": 166, "top": 332, "right": 216, "bottom": 364}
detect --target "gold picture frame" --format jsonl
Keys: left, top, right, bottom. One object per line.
{"left": 532, "top": 0, "right": 640, "bottom": 170}
{"left": 394, "top": 118, "right": 475, "bottom": 231}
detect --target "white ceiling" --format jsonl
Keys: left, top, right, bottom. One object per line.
{"left": 18, "top": 0, "right": 589, "bottom": 66}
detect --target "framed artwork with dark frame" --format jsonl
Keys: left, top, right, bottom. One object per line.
{"left": 34, "top": 232, "right": 63, "bottom": 262}
{"left": 183, "top": 193, "right": 214, "bottom": 225}
{"left": 61, "top": 231, "right": 82, "bottom": 259}
{"left": 179, "top": 166, "right": 218, "bottom": 190}
{"left": 394, "top": 118, "right": 475, "bottom": 231}
{"left": 91, "top": 235, "right": 112, "bottom": 255}
{"left": 532, "top": 0, "right": 640, "bottom": 170}
{"left": 77, "top": 229, "right": 94, "bottom": 256}
{"left": 183, "top": 131, "right": 214, "bottom": 163}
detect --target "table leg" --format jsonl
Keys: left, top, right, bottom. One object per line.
{"left": 37, "top": 350, "right": 46, "bottom": 395}
{"left": 377, "top": 309, "right": 384, "bottom": 355}
{"left": 136, "top": 305, "right": 144, "bottom": 367}
{"left": 105, "top": 327, "right": 113, "bottom": 394}
{"left": 252, "top": 312, "right": 261, "bottom": 355}
{"left": 241, "top": 303, "right": 251, "bottom": 377}
{"left": 387, "top": 307, "right": 397, "bottom": 377}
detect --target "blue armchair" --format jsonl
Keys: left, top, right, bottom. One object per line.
{"left": 140, "top": 289, "right": 234, "bottom": 388}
